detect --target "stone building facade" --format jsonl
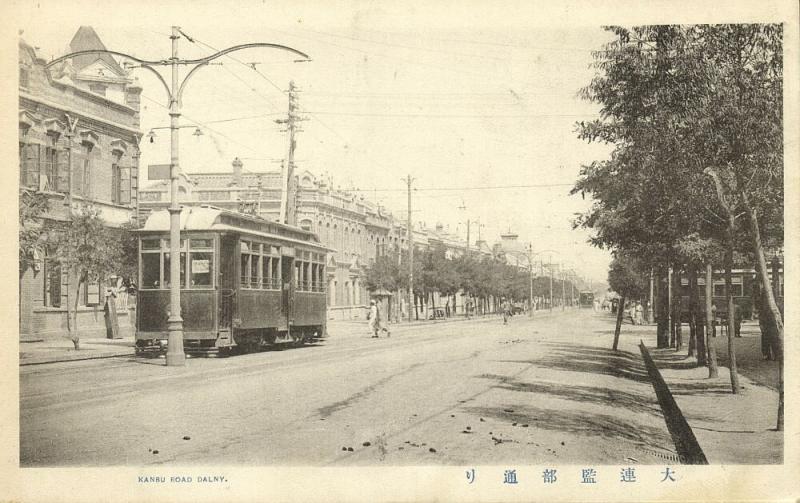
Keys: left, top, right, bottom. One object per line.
{"left": 139, "top": 159, "right": 483, "bottom": 320}
{"left": 19, "top": 27, "right": 142, "bottom": 340}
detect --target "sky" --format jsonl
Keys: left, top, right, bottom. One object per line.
{"left": 16, "top": 0, "right": 625, "bottom": 285}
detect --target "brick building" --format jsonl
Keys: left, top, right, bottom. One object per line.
{"left": 18, "top": 27, "right": 142, "bottom": 340}
{"left": 139, "top": 159, "right": 484, "bottom": 320}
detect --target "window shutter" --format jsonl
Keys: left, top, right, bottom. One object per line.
{"left": 23, "top": 144, "right": 40, "bottom": 189}
{"left": 120, "top": 167, "right": 131, "bottom": 205}
{"left": 56, "top": 150, "right": 70, "bottom": 193}
{"left": 111, "top": 165, "right": 119, "bottom": 204}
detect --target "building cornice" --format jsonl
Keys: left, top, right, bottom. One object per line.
{"left": 20, "top": 92, "right": 141, "bottom": 138}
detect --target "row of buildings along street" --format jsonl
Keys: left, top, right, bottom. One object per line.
{"left": 19, "top": 26, "right": 588, "bottom": 343}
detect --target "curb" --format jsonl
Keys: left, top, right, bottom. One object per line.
{"left": 20, "top": 348, "right": 135, "bottom": 366}
{"left": 639, "top": 341, "right": 708, "bottom": 465}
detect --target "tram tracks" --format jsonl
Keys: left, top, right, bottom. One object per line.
{"left": 20, "top": 320, "right": 514, "bottom": 412}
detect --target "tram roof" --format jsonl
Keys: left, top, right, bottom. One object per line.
{"left": 139, "top": 206, "right": 333, "bottom": 252}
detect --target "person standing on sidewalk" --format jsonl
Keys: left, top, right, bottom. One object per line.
{"left": 368, "top": 300, "right": 390, "bottom": 338}
{"left": 635, "top": 301, "right": 644, "bottom": 325}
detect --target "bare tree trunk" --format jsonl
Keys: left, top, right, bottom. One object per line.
{"left": 705, "top": 263, "right": 719, "bottom": 378}
{"left": 740, "top": 199, "right": 784, "bottom": 429}
{"left": 70, "top": 271, "right": 83, "bottom": 350}
{"left": 689, "top": 267, "right": 706, "bottom": 366}
{"left": 673, "top": 267, "right": 683, "bottom": 351}
{"left": 656, "top": 268, "right": 669, "bottom": 349}
{"left": 724, "top": 232, "right": 740, "bottom": 394}
{"left": 613, "top": 295, "right": 625, "bottom": 351}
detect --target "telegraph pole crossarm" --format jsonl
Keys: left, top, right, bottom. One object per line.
{"left": 46, "top": 28, "right": 309, "bottom": 367}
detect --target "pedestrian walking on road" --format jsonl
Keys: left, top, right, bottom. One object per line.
{"left": 368, "top": 300, "right": 390, "bottom": 338}
{"left": 635, "top": 301, "right": 644, "bottom": 325}
{"left": 501, "top": 298, "right": 511, "bottom": 325}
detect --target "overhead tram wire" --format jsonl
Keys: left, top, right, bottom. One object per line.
{"left": 180, "top": 30, "right": 285, "bottom": 112}
{"left": 300, "top": 27, "right": 508, "bottom": 62}
{"left": 304, "top": 111, "right": 600, "bottom": 119}
{"left": 140, "top": 93, "right": 265, "bottom": 154}
{"left": 187, "top": 32, "right": 285, "bottom": 94}
{"left": 354, "top": 182, "right": 575, "bottom": 193}
{"left": 266, "top": 27, "right": 508, "bottom": 85}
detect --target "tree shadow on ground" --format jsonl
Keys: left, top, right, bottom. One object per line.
{"left": 647, "top": 349, "right": 698, "bottom": 371}
{"left": 496, "top": 341, "right": 651, "bottom": 384}
{"left": 475, "top": 374, "right": 662, "bottom": 417}
{"left": 667, "top": 381, "right": 734, "bottom": 396}
{"left": 464, "top": 404, "right": 673, "bottom": 453}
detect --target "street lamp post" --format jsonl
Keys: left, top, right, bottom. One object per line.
{"left": 46, "top": 27, "right": 309, "bottom": 367}
{"left": 166, "top": 27, "right": 184, "bottom": 366}
{"left": 528, "top": 244, "right": 533, "bottom": 318}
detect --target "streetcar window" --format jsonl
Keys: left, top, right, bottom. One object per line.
{"left": 141, "top": 239, "right": 160, "bottom": 250}
{"left": 261, "top": 257, "right": 273, "bottom": 289}
{"left": 142, "top": 253, "right": 160, "bottom": 288}
{"left": 164, "top": 252, "right": 186, "bottom": 288}
{"left": 189, "top": 252, "right": 213, "bottom": 287}
{"left": 271, "top": 257, "right": 280, "bottom": 288}
{"left": 251, "top": 254, "right": 260, "bottom": 288}
{"left": 241, "top": 253, "right": 250, "bottom": 287}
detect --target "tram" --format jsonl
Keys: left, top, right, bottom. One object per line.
{"left": 579, "top": 291, "right": 595, "bottom": 308}
{"left": 135, "top": 206, "right": 330, "bottom": 355}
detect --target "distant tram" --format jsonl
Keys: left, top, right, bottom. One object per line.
{"left": 135, "top": 206, "right": 329, "bottom": 355}
{"left": 579, "top": 291, "right": 595, "bottom": 308}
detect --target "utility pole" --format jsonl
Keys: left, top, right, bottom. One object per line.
{"left": 404, "top": 175, "right": 415, "bottom": 322}
{"left": 561, "top": 266, "right": 566, "bottom": 311}
{"left": 549, "top": 257, "right": 553, "bottom": 312}
{"left": 570, "top": 272, "right": 574, "bottom": 307}
{"left": 458, "top": 200, "right": 470, "bottom": 252}
{"left": 277, "top": 81, "right": 305, "bottom": 226}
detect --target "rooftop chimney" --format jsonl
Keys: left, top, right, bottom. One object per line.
{"left": 232, "top": 157, "right": 243, "bottom": 186}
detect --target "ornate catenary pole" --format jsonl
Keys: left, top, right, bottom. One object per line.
{"left": 47, "top": 27, "right": 308, "bottom": 366}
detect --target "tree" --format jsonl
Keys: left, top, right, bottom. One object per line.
{"left": 19, "top": 190, "right": 51, "bottom": 278}
{"left": 364, "top": 252, "right": 402, "bottom": 293}
{"left": 575, "top": 24, "right": 783, "bottom": 427}
{"left": 691, "top": 25, "right": 784, "bottom": 425}
{"left": 52, "top": 209, "right": 125, "bottom": 350}
{"left": 607, "top": 253, "right": 648, "bottom": 350}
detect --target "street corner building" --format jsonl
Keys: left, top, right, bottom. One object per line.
{"left": 18, "top": 27, "right": 142, "bottom": 341}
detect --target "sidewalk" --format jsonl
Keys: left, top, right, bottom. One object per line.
{"left": 20, "top": 308, "right": 580, "bottom": 365}
{"left": 19, "top": 336, "right": 135, "bottom": 366}
{"left": 617, "top": 319, "right": 782, "bottom": 464}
